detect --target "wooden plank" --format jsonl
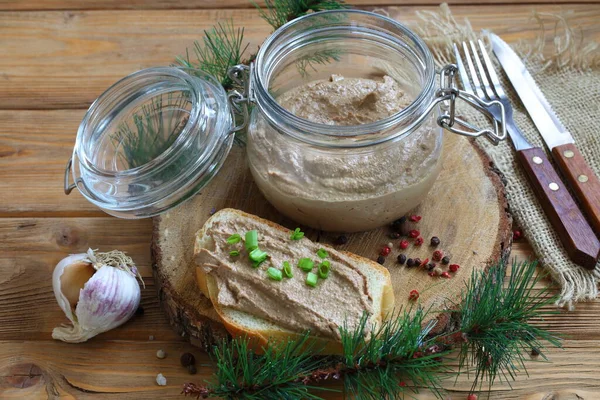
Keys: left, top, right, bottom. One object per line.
{"left": 0, "top": 217, "right": 184, "bottom": 341}
{"left": 1, "top": 0, "right": 599, "bottom": 11}
{"left": 0, "top": 5, "right": 598, "bottom": 109}
{"left": 0, "top": 339, "right": 599, "bottom": 398}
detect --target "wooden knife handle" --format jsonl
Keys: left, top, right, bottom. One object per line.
{"left": 517, "top": 147, "right": 600, "bottom": 269}
{"left": 552, "top": 143, "right": 600, "bottom": 235}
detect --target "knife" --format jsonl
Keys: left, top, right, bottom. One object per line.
{"left": 490, "top": 32, "right": 600, "bottom": 237}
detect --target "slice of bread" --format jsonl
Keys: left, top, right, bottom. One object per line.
{"left": 194, "top": 208, "right": 394, "bottom": 354}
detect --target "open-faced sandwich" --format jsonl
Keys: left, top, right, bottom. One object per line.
{"left": 194, "top": 208, "right": 394, "bottom": 354}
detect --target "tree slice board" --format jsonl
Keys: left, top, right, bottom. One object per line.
{"left": 151, "top": 134, "right": 512, "bottom": 350}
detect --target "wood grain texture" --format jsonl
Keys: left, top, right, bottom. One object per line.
{"left": 552, "top": 143, "right": 600, "bottom": 235}
{"left": 0, "top": 5, "right": 599, "bottom": 109}
{"left": 517, "top": 147, "right": 600, "bottom": 268}
{"left": 2, "top": 0, "right": 600, "bottom": 11}
{"left": 152, "top": 134, "right": 512, "bottom": 349}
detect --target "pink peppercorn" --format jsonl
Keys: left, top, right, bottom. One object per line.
{"left": 400, "top": 381, "right": 407, "bottom": 387}
{"left": 419, "top": 258, "right": 429, "bottom": 268}
{"left": 414, "top": 236, "right": 424, "bottom": 246}
{"left": 409, "top": 215, "right": 422, "bottom": 222}
{"left": 467, "top": 394, "right": 478, "bottom": 400}
{"left": 408, "top": 229, "right": 420, "bottom": 238}
{"left": 399, "top": 240, "right": 409, "bottom": 249}
{"left": 432, "top": 250, "right": 443, "bottom": 261}
{"left": 513, "top": 229, "right": 523, "bottom": 240}
{"left": 408, "top": 289, "right": 419, "bottom": 301}
{"left": 380, "top": 246, "right": 391, "bottom": 256}
{"left": 449, "top": 264, "right": 460, "bottom": 273}
{"left": 441, "top": 271, "right": 450, "bottom": 279}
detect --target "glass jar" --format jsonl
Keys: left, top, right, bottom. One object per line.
{"left": 65, "top": 10, "right": 504, "bottom": 223}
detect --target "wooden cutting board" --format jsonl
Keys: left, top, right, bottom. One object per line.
{"left": 151, "top": 134, "right": 512, "bottom": 350}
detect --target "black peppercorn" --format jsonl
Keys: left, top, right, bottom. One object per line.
{"left": 187, "top": 364, "right": 198, "bottom": 375}
{"left": 530, "top": 347, "right": 540, "bottom": 357}
{"left": 389, "top": 232, "right": 401, "bottom": 239}
{"left": 135, "top": 306, "right": 144, "bottom": 316}
{"left": 397, "top": 254, "right": 407, "bottom": 264}
{"left": 334, "top": 235, "right": 348, "bottom": 245}
{"left": 441, "top": 256, "right": 450, "bottom": 265}
{"left": 406, "top": 258, "right": 415, "bottom": 267}
{"left": 430, "top": 236, "right": 441, "bottom": 246}
{"left": 180, "top": 352, "right": 196, "bottom": 367}
{"left": 427, "top": 263, "right": 436, "bottom": 271}
{"left": 376, "top": 255, "right": 385, "bottom": 265}
{"left": 414, "top": 258, "right": 422, "bottom": 266}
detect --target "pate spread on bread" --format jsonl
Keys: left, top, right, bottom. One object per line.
{"left": 194, "top": 209, "right": 394, "bottom": 352}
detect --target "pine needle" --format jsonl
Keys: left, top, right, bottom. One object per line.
{"left": 254, "top": 0, "right": 350, "bottom": 31}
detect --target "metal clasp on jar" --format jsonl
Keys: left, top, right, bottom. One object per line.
{"left": 226, "top": 64, "right": 254, "bottom": 135}
{"left": 433, "top": 64, "right": 506, "bottom": 144}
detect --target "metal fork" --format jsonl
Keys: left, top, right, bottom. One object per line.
{"left": 453, "top": 39, "right": 600, "bottom": 268}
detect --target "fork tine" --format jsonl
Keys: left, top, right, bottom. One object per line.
{"left": 477, "top": 39, "right": 506, "bottom": 99}
{"left": 461, "top": 42, "right": 486, "bottom": 100}
{"left": 453, "top": 43, "right": 474, "bottom": 94}
{"left": 469, "top": 40, "right": 496, "bottom": 100}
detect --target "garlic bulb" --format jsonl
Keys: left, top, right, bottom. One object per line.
{"left": 52, "top": 249, "right": 143, "bottom": 343}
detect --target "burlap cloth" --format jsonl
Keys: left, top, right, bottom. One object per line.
{"left": 387, "top": 4, "right": 599, "bottom": 309}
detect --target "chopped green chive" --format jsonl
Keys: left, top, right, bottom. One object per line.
{"left": 227, "top": 233, "right": 241, "bottom": 244}
{"left": 297, "top": 258, "right": 314, "bottom": 272}
{"left": 318, "top": 261, "right": 330, "bottom": 279}
{"left": 245, "top": 230, "right": 258, "bottom": 251}
{"left": 306, "top": 272, "right": 318, "bottom": 287}
{"left": 282, "top": 261, "right": 293, "bottom": 278}
{"left": 267, "top": 267, "right": 283, "bottom": 281}
{"left": 251, "top": 259, "right": 265, "bottom": 269}
{"left": 290, "top": 227, "right": 305, "bottom": 240}
{"left": 316, "top": 248, "right": 329, "bottom": 259}
{"left": 249, "top": 248, "right": 268, "bottom": 263}
{"left": 229, "top": 250, "right": 240, "bottom": 257}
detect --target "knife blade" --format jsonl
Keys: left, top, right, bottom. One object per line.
{"left": 490, "top": 32, "right": 600, "bottom": 236}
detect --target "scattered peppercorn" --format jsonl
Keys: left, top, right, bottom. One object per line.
{"left": 414, "top": 236, "right": 424, "bottom": 246}
{"left": 390, "top": 216, "right": 407, "bottom": 232}
{"left": 408, "top": 229, "right": 420, "bottom": 238}
{"left": 409, "top": 215, "right": 422, "bottom": 222}
{"left": 441, "top": 271, "right": 450, "bottom": 279}
{"left": 156, "top": 349, "right": 166, "bottom": 359}
{"left": 187, "top": 364, "right": 197, "bottom": 375}
{"left": 467, "top": 394, "right": 478, "bottom": 400}
{"left": 135, "top": 306, "right": 144, "bottom": 316}
{"left": 389, "top": 232, "right": 401, "bottom": 239}
{"left": 513, "top": 229, "right": 522, "bottom": 241}
{"left": 399, "top": 382, "right": 407, "bottom": 387}
{"left": 430, "top": 236, "right": 441, "bottom": 246}
{"left": 334, "top": 235, "right": 348, "bottom": 245}
{"left": 449, "top": 264, "right": 460, "bottom": 273}
{"left": 433, "top": 266, "right": 443, "bottom": 276}
{"left": 399, "top": 239, "right": 409, "bottom": 249}
{"left": 397, "top": 254, "right": 407, "bottom": 264}
{"left": 530, "top": 347, "right": 540, "bottom": 357}
{"left": 428, "top": 271, "right": 436, "bottom": 277}
{"left": 377, "top": 255, "right": 385, "bottom": 265}
{"left": 408, "top": 289, "right": 419, "bottom": 301}
{"left": 180, "top": 352, "right": 195, "bottom": 367}
{"left": 432, "top": 250, "right": 443, "bottom": 261}
{"left": 380, "top": 246, "right": 391, "bottom": 256}
{"left": 414, "top": 258, "right": 422, "bottom": 266}
{"left": 427, "top": 263, "right": 436, "bottom": 271}
{"left": 418, "top": 258, "right": 429, "bottom": 268}
{"left": 406, "top": 258, "right": 416, "bottom": 267}
{"left": 441, "top": 256, "right": 450, "bottom": 265}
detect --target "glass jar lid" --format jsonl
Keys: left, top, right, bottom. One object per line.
{"left": 65, "top": 67, "right": 234, "bottom": 218}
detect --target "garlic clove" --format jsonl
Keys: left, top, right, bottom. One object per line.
{"left": 52, "top": 253, "right": 89, "bottom": 324}
{"left": 61, "top": 260, "right": 96, "bottom": 309}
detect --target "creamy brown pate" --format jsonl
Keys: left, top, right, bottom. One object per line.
{"left": 196, "top": 216, "right": 374, "bottom": 340}
{"left": 247, "top": 74, "right": 442, "bottom": 232}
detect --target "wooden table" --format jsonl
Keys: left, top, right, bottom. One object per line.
{"left": 1, "top": 1, "right": 599, "bottom": 398}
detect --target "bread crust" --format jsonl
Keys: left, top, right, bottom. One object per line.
{"left": 194, "top": 208, "right": 395, "bottom": 355}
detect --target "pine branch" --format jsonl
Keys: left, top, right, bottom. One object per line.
{"left": 253, "top": 0, "right": 350, "bottom": 31}
{"left": 176, "top": 20, "right": 251, "bottom": 91}
{"left": 452, "top": 260, "right": 562, "bottom": 392}
{"left": 296, "top": 49, "right": 343, "bottom": 77}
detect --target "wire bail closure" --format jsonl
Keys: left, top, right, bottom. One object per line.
{"left": 435, "top": 64, "right": 506, "bottom": 144}
{"left": 226, "top": 64, "right": 253, "bottom": 135}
